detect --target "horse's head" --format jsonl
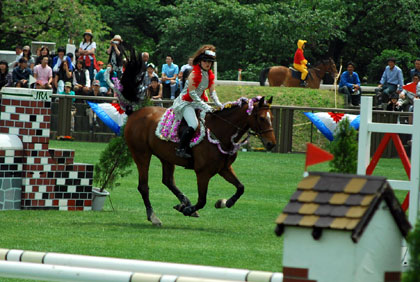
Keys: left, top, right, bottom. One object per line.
{"left": 323, "top": 57, "right": 338, "bottom": 80}
{"left": 248, "top": 96, "right": 276, "bottom": 151}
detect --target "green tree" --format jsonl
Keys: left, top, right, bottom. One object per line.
{"left": 0, "top": 0, "right": 110, "bottom": 60}
{"left": 329, "top": 118, "right": 358, "bottom": 174}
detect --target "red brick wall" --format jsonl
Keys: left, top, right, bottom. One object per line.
{"left": 1, "top": 95, "right": 93, "bottom": 210}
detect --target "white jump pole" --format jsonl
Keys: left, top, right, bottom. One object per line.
{"left": 0, "top": 260, "right": 235, "bottom": 282}
{"left": 1, "top": 249, "right": 283, "bottom": 282}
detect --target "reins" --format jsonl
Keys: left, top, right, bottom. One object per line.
{"left": 206, "top": 106, "right": 274, "bottom": 155}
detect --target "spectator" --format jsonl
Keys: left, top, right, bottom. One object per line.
{"left": 79, "top": 29, "right": 97, "bottom": 81}
{"left": 410, "top": 58, "right": 420, "bottom": 80}
{"left": 33, "top": 56, "right": 53, "bottom": 89}
{"left": 22, "top": 45, "right": 35, "bottom": 70}
{"left": 139, "top": 63, "right": 159, "bottom": 96}
{"left": 0, "top": 60, "right": 13, "bottom": 89}
{"left": 54, "top": 59, "right": 72, "bottom": 93}
{"left": 178, "top": 57, "right": 193, "bottom": 91}
{"left": 386, "top": 93, "right": 401, "bottom": 111}
{"left": 59, "top": 81, "right": 76, "bottom": 131}
{"left": 161, "top": 55, "right": 179, "bottom": 99}
{"left": 142, "top": 52, "right": 150, "bottom": 69}
{"left": 398, "top": 74, "right": 420, "bottom": 113}
{"left": 375, "top": 57, "right": 404, "bottom": 109}
{"left": 338, "top": 61, "right": 361, "bottom": 106}
{"left": 147, "top": 76, "right": 163, "bottom": 102}
{"left": 10, "top": 45, "right": 23, "bottom": 68}
{"left": 52, "top": 47, "right": 73, "bottom": 73}
{"left": 12, "top": 57, "right": 32, "bottom": 88}
{"left": 86, "top": 80, "right": 100, "bottom": 131}
{"left": 73, "top": 60, "right": 91, "bottom": 97}
{"left": 35, "top": 46, "right": 52, "bottom": 67}
{"left": 107, "top": 35, "right": 124, "bottom": 79}
{"left": 95, "top": 64, "right": 117, "bottom": 96}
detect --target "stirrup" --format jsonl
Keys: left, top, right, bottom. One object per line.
{"left": 176, "top": 148, "right": 192, "bottom": 158}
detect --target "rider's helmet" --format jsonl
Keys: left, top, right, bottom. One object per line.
{"left": 193, "top": 45, "right": 216, "bottom": 65}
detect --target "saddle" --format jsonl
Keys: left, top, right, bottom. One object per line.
{"left": 155, "top": 108, "right": 206, "bottom": 147}
{"left": 289, "top": 67, "right": 312, "bottom": 81}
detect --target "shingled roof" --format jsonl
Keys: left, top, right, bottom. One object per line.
{"left": 275, "top": 172, "right": 411, "bottom": 243}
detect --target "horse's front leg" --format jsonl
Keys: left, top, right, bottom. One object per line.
{"left": 182, "top": 172, "right": 210, "bottom": 216}
{"left": 215, "top": 165, "right": 244, "bottom": 209}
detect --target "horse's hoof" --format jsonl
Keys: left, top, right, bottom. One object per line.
{"left": 215, "top": 199, "right": 227, "bottom": 209}
{"left": 191, "top": 211, "right": 200, "bottom": 217}
{"left": 182, "top": 206, "right": 195, "bottom": 216}
{"left": 149, "top": 213, "right": 162, "bottom": 226}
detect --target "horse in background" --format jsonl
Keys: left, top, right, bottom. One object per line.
{"left": 259, "top": 58, "right": 338, "bottom": 89}
{"left": 120, "top": 49, "right": 277, "bottom": 226}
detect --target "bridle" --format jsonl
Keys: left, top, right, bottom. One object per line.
{"left": 206, "top": 105, "right": 274, "bottom": 155}
{"left": 210, "top": 105, "right": 274, "bottom": 137}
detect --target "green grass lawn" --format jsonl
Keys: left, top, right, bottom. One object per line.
{"left": 0, "top": 140, "right": 409, "bottom": 279}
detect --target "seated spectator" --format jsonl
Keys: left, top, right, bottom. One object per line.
{"left": 138, "top": 63, "right": 159, "bottom": 98}
{"left": 59, "top": 81, "right": 76, "bottom": 131}
{"left": 398, "top": 74, "right": 420, "bottom": 112}
{"left": 95, "top": 64, "right": 116, "bottom": 96}
{"left": 0, "top": 60, "right": 13, "bottom": 89}
{"left": 10, "top": 45, "right": 23, "bottom": 69}
{"left": 12, "top": 58, "right": 32, "bottom": 88}
{"left": 54, "top": 59, "right": 73, "bottom": 93}
{"left": 22, "top": 45, "right": 35, "bottom": 71}
{"left": 338, "top": 61, "right": 361, "bottom": 106}
{"left": 73, "top": 60, "right": 91, "bottom": 97}
{"left": 34, "top": 56, "right": 53, "bottom": 89}
{"left": 35, "top": 46, "right": 53, "bottom": 67}
{"left": 178, "top": 57, "right": 193, "bottom": 91}
{"left": 86, "top": 80, "right": 101, "bottom": 131}
{"left": 52, "top": 47, "right": 73, "bottom": 74}
{"left": 386, "top": 93, "right": 402, "bottom": 111}
{"left": 375, "top": 58, "right": 404, "bottom": 109}
{"left": 161, "top": 55, "right": 179, "bottom": 99}
{"left": 107, "top": 34, "right": 124, "bottom": 79}
{"left": 147, "top": 76, "right": 163, "bottom": 101}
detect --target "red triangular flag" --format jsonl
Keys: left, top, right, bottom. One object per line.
{"left": 402, "top": 82, "right": 417, "bottom": 94}
{"left": 305, "top": 143, "right": 334, "bottom": 170}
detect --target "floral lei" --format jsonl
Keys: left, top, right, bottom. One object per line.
{"left": 207, "top": 96, "right": 264, "bottom": 155}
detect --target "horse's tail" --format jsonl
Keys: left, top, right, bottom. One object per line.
{"left": 120, "top": 45, "right": 145, "bottom": 106}
{"left": 259, "top": 67, "right": 271, "bottom": 86}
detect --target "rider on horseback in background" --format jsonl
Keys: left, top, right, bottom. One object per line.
{"left": 171, "top": 44, "right": 224, "bottom": 159}
{"left": 293, "top": 39, "right": 309, "bottom": 87}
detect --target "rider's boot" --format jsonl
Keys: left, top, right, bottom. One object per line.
{"left": 175, "top": 126, "right": 195, "bottom": 158}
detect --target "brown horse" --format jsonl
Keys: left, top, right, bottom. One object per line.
{"left": 259, "top": 58, "right": 338, "bottom": 89}
{"left": 124, "top": 97, "right": 276, "bottom": 225}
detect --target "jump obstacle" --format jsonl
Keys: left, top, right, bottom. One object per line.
{"left": 0, "top": 248, "right": 284, "bottom": 282}
{"left": 0, "top": 88, "right": 94, "bottom": 210}
{"left": 357, "top": 96, "right": 420, "bottom": 227}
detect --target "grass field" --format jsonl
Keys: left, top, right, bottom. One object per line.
{"left": 0, "top": 140, "right": 409, "bottom": 281}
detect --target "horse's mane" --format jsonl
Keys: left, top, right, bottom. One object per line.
{"left": 120, "top": 45, "right": 145, "bottom": 103}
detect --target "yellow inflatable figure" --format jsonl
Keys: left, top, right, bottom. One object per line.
{"left": 293, "top": 39, "right": 308, "bottom": 81}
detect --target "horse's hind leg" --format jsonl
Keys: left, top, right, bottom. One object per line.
{"left": 161, "top": 160, "right": 199, "bottom": 217}
{"left": 133, "top": 153, "right": 162, "bottom": 226}
{"left": 215, "top": 165, "right": 244, "bottom": 209}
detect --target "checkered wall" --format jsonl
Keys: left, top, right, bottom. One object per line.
{"left": 0, "top": 90, "right": 93, "bottom": 210}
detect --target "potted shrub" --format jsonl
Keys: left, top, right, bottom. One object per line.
{"left": 92, "top": 134, "right": 132, "bottom": 211}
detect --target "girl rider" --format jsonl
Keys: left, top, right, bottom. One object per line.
{"left": 171, "top": 44, "right": 223, "bottom": 158}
